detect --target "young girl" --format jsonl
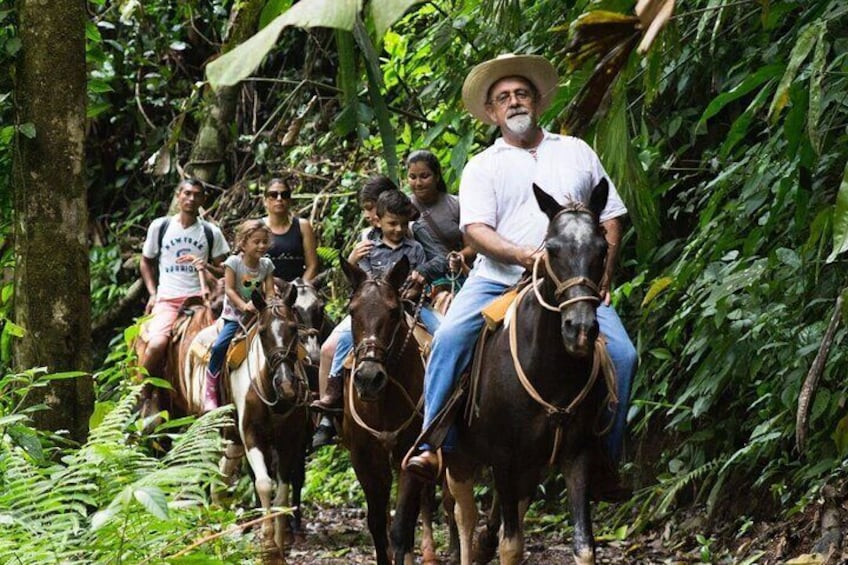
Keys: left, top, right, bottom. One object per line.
{"left": 204, "top": 219, "right": 276, "bottom": 412}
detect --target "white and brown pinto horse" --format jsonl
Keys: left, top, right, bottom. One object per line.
{"left": 183, "top": 284, "right": 310, "bottom": 561}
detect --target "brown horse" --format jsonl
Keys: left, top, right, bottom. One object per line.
{"left": 445, "top": 181, "right": 615, "bottom": 565}
{"left": 135, "top": 295, "right": 213, "bottom": 428}
{"left": 340, "top": 256, "right": 440, "bottom": 565}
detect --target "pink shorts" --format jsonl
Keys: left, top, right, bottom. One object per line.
{"left": 145, "top": 295, "right": 200, "bottom": 340}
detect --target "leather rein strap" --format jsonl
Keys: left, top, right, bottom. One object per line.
{"left": 347, "top": 279, "right": 424, "bottom": 452}
{"left": 510, "top": 253, "right": 618, "bottom": 466}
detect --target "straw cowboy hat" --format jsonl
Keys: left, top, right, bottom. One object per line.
{"left": 462, "top": 53, "right": 559, "bottom": 125}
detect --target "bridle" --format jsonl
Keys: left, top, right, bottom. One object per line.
{"left": 351, "top": 279, "right": 407, "bottom": 368}
{"left": 531, "top": 205, "right": 602, "bottom": 313}
{"left": 508, "top": 204, "right": 617, "bottom": 464}
{"left": 347, "top": 278, "right": 423, "bottom": 452}
{"left": 247, "top": 299, "right": 309, "bottom": 412}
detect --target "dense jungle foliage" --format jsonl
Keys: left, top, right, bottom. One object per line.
{"left": 2, "top": 0, "right": 848, "bottom": 561}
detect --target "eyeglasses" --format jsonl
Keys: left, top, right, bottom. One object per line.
{"left": 488, "top": 89, "right": 533, "bottom": 108}
{"left": 266, "top": 190, "right": 292, "bottom": 200}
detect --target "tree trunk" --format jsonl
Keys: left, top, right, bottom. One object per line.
{"left": 13, "top": 0, "right": 93, "bottom": 442}
{"left": 187, "top": 0, "right": 265, "bottom": 184}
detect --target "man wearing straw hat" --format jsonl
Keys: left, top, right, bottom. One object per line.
{"left": 405, "top": 54, "right": 637, "bottom": 497}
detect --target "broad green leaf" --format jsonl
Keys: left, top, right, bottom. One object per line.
{"left": 207, "top": 0, "right": 360, "bottom": 89}
{"left": 134, "top": 486, "right": 169, "bottom": 520}
{"left": 3, "top": 320, "right": 25, "bottom": 337}
{"left": 260, "top": 0, "right": 293, "bottom": 29}
{"left": 768, "top": 21, "right": 823, "bottom": 122}
{"left": 88, "top": 78, "right": 113, "bottom": 94}
{"left": 807, "top": 33, "right": 828, "bottom": 155}
{"left": 334, "top": 30, "right": 359, "bottom": 137}
{"left": 87, "top": 102, "right": 111, "bottom": 118}
{"left": 698, "top": 64, "right": 782, "bottom": 125}
{"left": 370, "top": 0, "right": 425, "bottom": 38}
{"left": 90, "top": 507, "right": 119, "bottom": 530}
{"left": 124, "top": 322, "right": 141, "bottom": 347}
{"left": 355, "top": 17, "right": 398, "bottom": 180}
{"left": 88, "top": 401, "right": 115, "bottom": 430}
{"left": 18, "top": 123, "right": 36, "bottom": 139}
{"left": 826, "top": 160, "right": 848, "bottom": 263}
{"left": 44, "top": 371, "right": 88, "bottom": 381}
{"left": 144, "top": 377, "right": 174, "bottom": 391}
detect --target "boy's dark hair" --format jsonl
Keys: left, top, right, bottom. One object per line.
{"left": 358, "top": 175, "right": 398, "bottom": 205}
{"left": 376, "top": 189, "right": 415, "bottom": 219}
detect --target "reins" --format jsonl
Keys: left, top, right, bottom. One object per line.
{"left": 242, "top": 300, "right": 310, "bottom": 414}
{"left": 347, "top": 278, "right": 425, "bottom": 452}
{"left": 501, "top": 206, "right": 619, "bottom": 465}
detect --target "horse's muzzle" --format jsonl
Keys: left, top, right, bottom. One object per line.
{"left": 353, "top": 360, "right": 388, "bottom": 402}
{"left": 561, "top": 315, "right": 599, "bottom": 358}
{"left": 272, "top": 363, "right": 300, "bottom": 401}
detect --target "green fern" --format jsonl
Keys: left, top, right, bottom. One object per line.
{"left": 0, "top": 372, "right": 259, "bottom": 563}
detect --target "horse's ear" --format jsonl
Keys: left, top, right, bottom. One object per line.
{"left": 273, "top": 276, "right": 286, "bottom": 296}
{"left": 310, "top": 271, "right": 328, "bottom": 290}
{"left": 533, "top": 183, "right": 563, "bottom": 220}
{"left": 386, "top": 255, "right": 410, "bottom": 291}
{"left": 340, "top": 258, "right": 367, "bottom": 291}
{"left": 278, "top": 280, "right": 298, "bottom": 308}
{"left": 251, "top": 289, "right": 267, "bottom": 311}
{"left": 589, "top": 178, "right": 609, "bottom": 220}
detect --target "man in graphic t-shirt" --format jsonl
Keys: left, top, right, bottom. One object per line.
{"left": 139, "top": 178, "right": 230, "bottom": 380}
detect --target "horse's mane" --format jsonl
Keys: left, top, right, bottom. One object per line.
{"left": 557, "top": 201, "right": 597, "bottom": 220}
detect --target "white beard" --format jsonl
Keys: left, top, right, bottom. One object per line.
{"left": 504, "top": 113, "right": 533, "bottom": 136}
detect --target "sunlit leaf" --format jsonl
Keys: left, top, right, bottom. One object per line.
{"left": 207, "top": 0, "right": 360, "bottom": 89}
{"left": 807, "top": 33, "right": 828, "bottom": 155}
{"left": 44, "top": 371, "right": 88, "bottom": 381}
{"left": 826, "top": 160, "right": 848, "bottom": 263}
{"left": 642, "top": 277, "right": 673, "bottom": 307}
{"left": 134, "top": 486, "right": 169, "bottom": 520}
{"left": 3, "top": 320, "right": 26, "bottom": 337}
{"left": 768, "top": 21, "right": 823, "bottom": 122}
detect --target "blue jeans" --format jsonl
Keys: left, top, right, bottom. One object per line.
{"left": 209, "top": 319, "right": 240, "bottom": 377}
{"left": 328, "top": 306, "right": 442, "bottom": 378}
{"left": 422, "top": 275, "right": 636, "bottom": 462}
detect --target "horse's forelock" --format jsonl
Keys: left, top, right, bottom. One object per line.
{"left": 548, "top": 209, "right": 600, "bottom": 249}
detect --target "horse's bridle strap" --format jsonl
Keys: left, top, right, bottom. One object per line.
{"left": 532, "top": 254, "right": 600, "bottom": 313}
{"left": 507, "top": 284, "right": 606, "bottom": 465}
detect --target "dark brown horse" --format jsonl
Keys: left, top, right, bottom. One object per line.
{"left": 340, "top": 256, "right": 440, "bottom": 565}
{"left": 446, "top": 181, "right": 615, "bottom": 565}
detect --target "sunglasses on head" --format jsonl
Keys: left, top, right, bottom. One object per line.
{"left": 266, "top": 190, "right": 292, "bottom": 200}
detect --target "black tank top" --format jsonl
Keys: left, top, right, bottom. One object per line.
{"left": 265, "top": 217, "right": 306, "bottom": 281}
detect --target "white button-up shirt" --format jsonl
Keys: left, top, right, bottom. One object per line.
{"left": 459, "top": 130, "right": 627, "bottom": 286}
